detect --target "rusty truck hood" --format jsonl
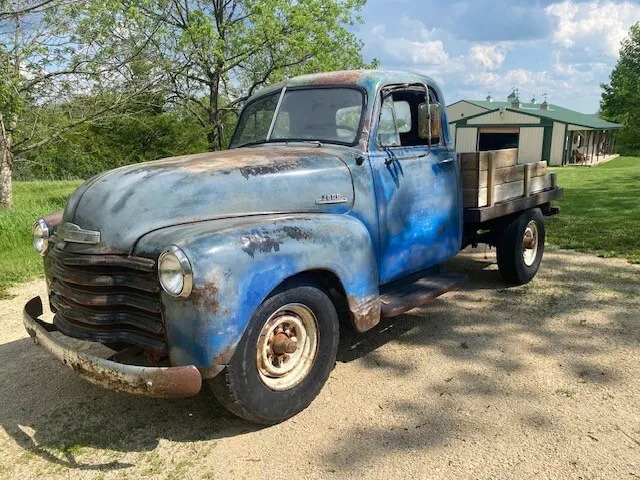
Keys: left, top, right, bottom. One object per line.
{"left": 61, "top": 145, "right": 356, "bottom": 254}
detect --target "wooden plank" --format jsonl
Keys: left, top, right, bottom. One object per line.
{"left": 463, "top": 188, "right": 482, "bottom": 207}
{"left": 463, "top": 174, "right": 553, "bottom": 208}
{"left": 460, "top": 152, "right": 480, "bottom": 171}
{"left": 523, "top": 163, "right": 531, "bottom": 197}
{"left": 464, "top": 188, "right": 564, "bottom": 224}
{"left": 461, "top": 161, "right": 547, "bottom": 188}
{"left": 487, "top": 151, "right": 496, "bottom": 206}
{"left": 460, "top": 148, "right": 518, "bottom": 171}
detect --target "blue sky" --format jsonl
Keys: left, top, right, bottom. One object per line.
{"left": 356, "top": 0, "right": 640, "bottom": 113}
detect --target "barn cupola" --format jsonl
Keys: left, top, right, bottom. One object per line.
{"left": 531, "top": 96, "right": 537, "bottom": 105}
{"left": 486, "top": 93, "right": 493, "bottom": 102}
{"left": 511, "top": 95, "right": 522, "bottom": 109}
{"left": 507, "top": 90, "right": 517, "bottom": 102}
{"left": 540, "top": 93, "right": 549, "bottom": 110}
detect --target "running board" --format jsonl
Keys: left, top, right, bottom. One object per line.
{"left": 379, "top": 272, "right": 467, "bottom": 318}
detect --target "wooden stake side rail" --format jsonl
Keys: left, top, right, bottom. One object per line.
{"left": 459, "top": 148, "right": 557, "bottom": 208}
{"left": 463, "top": 187, "right": 564, "bottom": 223}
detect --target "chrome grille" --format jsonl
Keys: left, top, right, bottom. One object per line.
{"left": 47, "top": 245, "right": 166, "bottom": 353}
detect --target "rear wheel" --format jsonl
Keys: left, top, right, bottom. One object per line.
{"left": 496, "top": 208, "right": 545, "bottom": 285}
{"left": 209, "top": 278, "right": 339, "bottom": 424}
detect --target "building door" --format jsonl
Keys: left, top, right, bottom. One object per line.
{"left": 478, "top": 127, "right": 519, "bottom": 151}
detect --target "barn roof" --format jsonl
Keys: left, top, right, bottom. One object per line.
{"left": 450, "top": 100, "right": 623, "bottom": 130}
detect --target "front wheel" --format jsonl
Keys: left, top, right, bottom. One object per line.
{"left": 496, "top": 208, "right": 546, "bottom": 285}
{"left": 209, "top": 278, "right": 339, "bottom": 424}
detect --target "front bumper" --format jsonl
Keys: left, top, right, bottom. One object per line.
{"left": 23, "top": 296, "right": 202, "bottom": 398}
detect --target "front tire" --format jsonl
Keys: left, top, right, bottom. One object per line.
{"left": 496, "top": 208, "right": 546, "bottom": 285}
{"left": 209, "top": 278, "right": 339, "bottom": 424}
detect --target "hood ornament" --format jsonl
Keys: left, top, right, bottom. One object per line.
{"left": 57, "top": 222, "right": 101, "bottom": 244}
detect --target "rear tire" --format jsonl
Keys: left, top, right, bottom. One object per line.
{"left": 209, "top": 277, "right": 339, "bottom": 424}
{"left": 496, "top": 208, "right": 545, "bottom": 285}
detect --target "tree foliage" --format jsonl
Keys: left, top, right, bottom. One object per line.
{"left": 91, "top": 0, "right": 376, "bottom": 149}
{"left": 0, "top": 0, "right": 374, "bottom": 207}
{"left": 601, "top": 22, "right": 640, "bottom": 154}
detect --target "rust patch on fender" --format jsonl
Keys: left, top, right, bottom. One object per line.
{"left": 280, "top": 226, "right": 313, "bottom": 241}
{"left": 212, "top": 345, "right": 235, "bottom": 367}
{"left": 347, "top": 295, "right": 381, "bottom": 333}
{"left": 192, "top": 283, "right": 220, "bottom": 315}
{"left": 43, "top": 210, "right": 63, "bottom": 229}
{"left": 241, "top": 233, "right": 282, "bottom": 257}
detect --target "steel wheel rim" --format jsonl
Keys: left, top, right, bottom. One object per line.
{"left": 256, "top": 303, "right": 319, "bottom": 391}
{"left": 522, "top": 220, "right": 539, "bottom": 267}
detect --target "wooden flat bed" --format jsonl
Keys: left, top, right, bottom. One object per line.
{"left": 464, "top": 187, "right": 564, "bottom": 223}
{"left": 459, "top": 148, "right": 563, "bottom": 224}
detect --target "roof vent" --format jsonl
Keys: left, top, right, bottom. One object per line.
{"left": 511, "top": 96, "right": 522, "bottom": 109}
{"left": 540, "top": 93, "right": 549, "bottom": 110}
{"left": 486, "top": 94, "right": 493, "bottom": 102}
{"left": 507, "top": 90, "right": 517, "bottom": 102}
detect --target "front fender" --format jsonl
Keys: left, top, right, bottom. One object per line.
{"left": 135, "top": 214, "right": 379, "bottom": 376}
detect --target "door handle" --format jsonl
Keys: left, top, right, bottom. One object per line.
{"left": 437, "top": 157, "right": 455, "bottom": 165}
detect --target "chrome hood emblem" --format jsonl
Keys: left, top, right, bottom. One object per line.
{"left": 57, "top": 222, "right": 101, "bottom": 244}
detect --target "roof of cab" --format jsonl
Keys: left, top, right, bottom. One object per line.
{"left": 253, "top": 70, "right": 438, "bottom": 99}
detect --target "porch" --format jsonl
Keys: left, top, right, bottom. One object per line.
{"left": 564, "top": 127, "right": 619, "bottom": 166}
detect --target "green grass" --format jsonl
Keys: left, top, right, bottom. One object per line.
{"left": 547, "top": 156, "right": 640, "bottom": 263}
{"left": 0, "top": 180, "right": 82, "bottom": 297}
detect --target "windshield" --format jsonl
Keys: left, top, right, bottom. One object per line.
{"left": 230, "top": 87, "right": 364, "bottom": 148}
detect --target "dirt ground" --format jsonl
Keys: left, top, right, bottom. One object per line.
{"left": 0, "top": 247, "right": 639, "bottom": 480}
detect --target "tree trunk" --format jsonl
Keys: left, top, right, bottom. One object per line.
{"left": 0, "top": 114, "right": 13, "bottom": 209}
{"left": 207, "top": 63, "right": 225, "bottom": 151}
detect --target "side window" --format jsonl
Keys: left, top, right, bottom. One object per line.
{"left": 377, "top": 87, "right": 441, "bottom": 148}
{"left": 377, "top": 96, "right": 400, "bottom": 147}
{"left": 394, "top": 101, "right": 412, "bottom": 133}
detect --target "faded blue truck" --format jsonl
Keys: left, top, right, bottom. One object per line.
{"left": 24, "top": 70, "right": 562, "bottom": 424}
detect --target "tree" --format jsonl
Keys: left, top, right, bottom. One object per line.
{"left": 102, "top": 0, "right": 376, "bottom": 151}
{"left": 601, "top": 22, "right": 640, "bottom": 152}
{"left": 0, "top": 0, "right": 162, "bottom": 208}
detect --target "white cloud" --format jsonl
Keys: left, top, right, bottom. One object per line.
{"left": 546, "top": 0, "right": 640, "bottom": 57}
{"left": 469, "top": 43, "right": 509, "bottom": 70}
{"left": 382, "top": 38, "right": 451, "bottom": 65}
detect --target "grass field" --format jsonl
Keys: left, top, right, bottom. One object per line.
{"left": 547, "top": 156, "right": 640, "bottom": 263}
{"left": 0, "top": 181, "right": 81, "bottom": 298}
{"left": 0, "top": 156, "right": 638, "bottom": 296}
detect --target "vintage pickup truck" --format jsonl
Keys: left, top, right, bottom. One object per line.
{"left": 24, "top": 70, "right": 562, "bottom": 424}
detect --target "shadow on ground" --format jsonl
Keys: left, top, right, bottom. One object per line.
{"left": 1, "top": 249, "right": 639, "bottom": 472}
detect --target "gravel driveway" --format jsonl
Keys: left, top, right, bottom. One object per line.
{"left": 1, "top": 247, "right": 639, "bottom": 480}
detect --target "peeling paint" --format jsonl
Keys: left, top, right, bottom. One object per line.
{"left": 241, "top": 233, "right": 282, "bottom": 257}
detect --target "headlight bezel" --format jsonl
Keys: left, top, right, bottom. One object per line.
{"left": 158, "top": 245, "right": 193, "bottom": 298}
{"left": 33, "top": 218, "right": 50, "bottom": 256}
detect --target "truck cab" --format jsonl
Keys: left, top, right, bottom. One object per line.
{"left": 24, "top": 70, "right": 561, "bottom": 424}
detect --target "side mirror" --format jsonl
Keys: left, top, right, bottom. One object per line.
{"left": 418, "top": 102, "right": 442, "bottom": 143}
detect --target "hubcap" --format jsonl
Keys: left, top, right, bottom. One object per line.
{"left": 256, "top": 303, "right": 319, "bottom": 391}
{"left": 522, "top": 220, "right": 539, "bottom": 267}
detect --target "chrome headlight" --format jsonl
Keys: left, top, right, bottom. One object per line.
{"left": 33, "top": 219, "right": 50, "bottom": 256}
{"left": 158, "top": 246, "right": 193, "bottom": 298}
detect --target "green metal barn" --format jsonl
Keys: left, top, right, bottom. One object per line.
{"left": 447, "top": 92, "right": 623, "bottom": 166}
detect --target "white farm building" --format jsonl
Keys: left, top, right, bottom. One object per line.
{"left": 447, "top": 93, "right": 623, "bottom": 166}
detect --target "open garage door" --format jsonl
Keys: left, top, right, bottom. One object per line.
{"left": 478, "top": 127, "right": 519, "bottom": 151}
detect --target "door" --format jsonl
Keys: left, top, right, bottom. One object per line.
{"left": 369, "top": 85, "right": 462, "bottom": 285}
